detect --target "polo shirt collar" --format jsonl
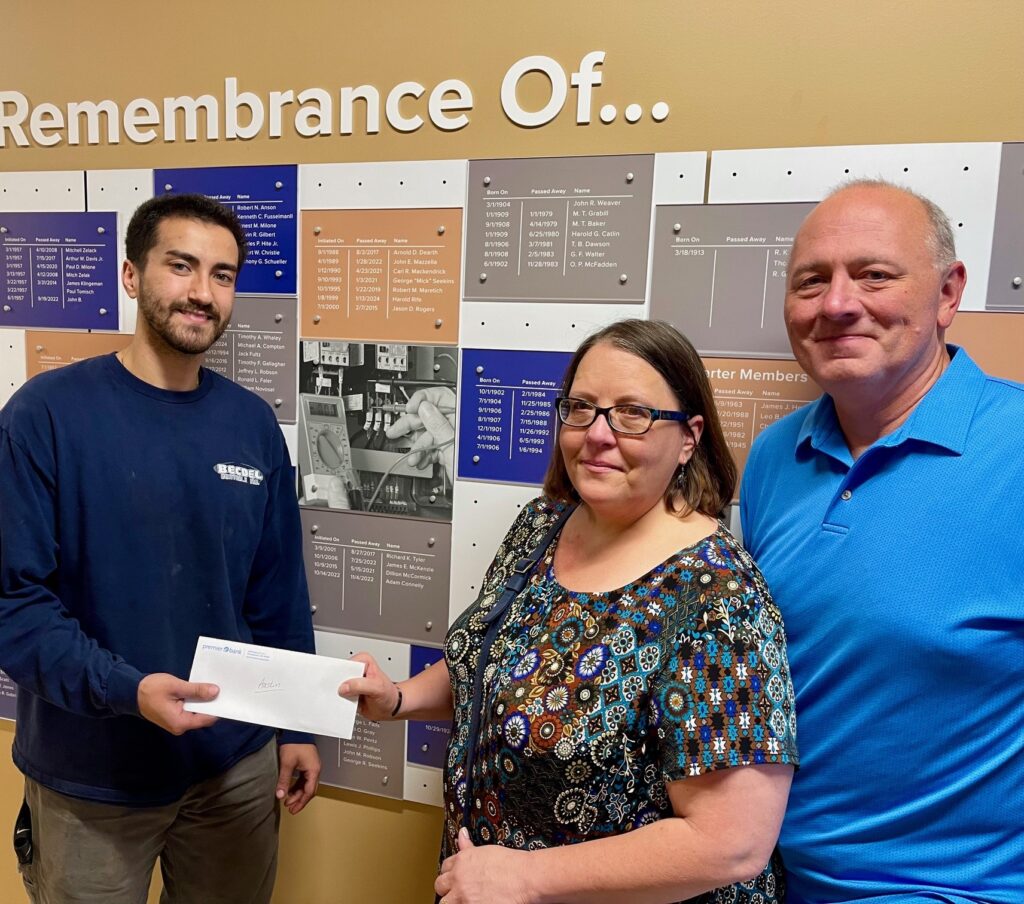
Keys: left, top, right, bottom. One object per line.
{"left": 796, "top": 345, "right": 984, "bottom": 463}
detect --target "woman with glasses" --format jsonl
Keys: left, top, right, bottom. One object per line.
{"left": 341, "top": 319, "right": 797, "bottom": 904}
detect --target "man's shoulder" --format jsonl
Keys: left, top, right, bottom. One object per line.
{"left": 1, "top": 356, "right": 110, "bottom": 429}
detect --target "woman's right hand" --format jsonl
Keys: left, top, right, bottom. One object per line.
{"left": 338, "top": 652, "right": 402, "bottom": 721}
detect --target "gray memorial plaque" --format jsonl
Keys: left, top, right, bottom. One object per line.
{"left": 464, "top": 155, "right": 654, "bottom": 304}
{"left": 650, "top": 203, "right": 815, "bottom": 359}
{"left": 0, "top": 671, "right": 16, "bottom": 721}
{"left": 318, "top": 718, "right": 405, "bottom": 800}
{"left": 986, "top": 143, "right": 1024, "bottom": 311}
{"left": 203, "top": 296, "right": 298, "bottom": 423}
{"left": 302, "top": 509, "right": 450, "bottom": 647}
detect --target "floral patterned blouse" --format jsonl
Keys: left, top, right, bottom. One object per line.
{"left": 442, "top": 497, "right": 798, "bottom": 904}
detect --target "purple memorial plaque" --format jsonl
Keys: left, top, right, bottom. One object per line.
{"left": 0, "top": 212, "right": 118, "bottom": 329}
{"left": 406, "top": 646, "right": 450, "bottom": 769}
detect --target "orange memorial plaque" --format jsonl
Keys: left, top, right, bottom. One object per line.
{"left": 703, "top": 357, "right": 821, "bottom": 500}
{"left": 947, "top": 311, "right": 1024, "bottom": 383}
{"left": 26, "top": 330, "right": 132, "bottom": 377}
{"left": 300, "top": 209, "right": 461, "bottom": 344}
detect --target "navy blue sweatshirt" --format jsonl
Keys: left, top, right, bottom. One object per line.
{"left": 0, "top": 354, "right": 314, "bottom": 805}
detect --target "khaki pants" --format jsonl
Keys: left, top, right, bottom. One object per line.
{"left": 17, "top": 740, "right": 280, "bottom": 904}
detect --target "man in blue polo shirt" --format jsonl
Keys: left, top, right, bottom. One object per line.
{"left": 741, "top": 181, "right": 1023, "bottom": 903}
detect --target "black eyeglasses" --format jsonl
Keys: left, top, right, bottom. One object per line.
{"left": 555, "top": 396, "right": 689, "bottom": 435}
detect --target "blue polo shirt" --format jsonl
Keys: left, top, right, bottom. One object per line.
{"left": 740, "top": 347, "right": 1024, "bottom": 904}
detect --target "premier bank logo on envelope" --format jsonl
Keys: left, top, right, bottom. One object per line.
{"left": 185, "top": 636, "right": 365, "bottom": 739}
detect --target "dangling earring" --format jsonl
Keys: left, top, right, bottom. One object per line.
{"left": 675, "top": 464, "right": 687, "bottom": 488}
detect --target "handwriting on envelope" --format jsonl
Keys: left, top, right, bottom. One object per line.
{"left": 184, "top": 637, "right": 365, "bottom": 739}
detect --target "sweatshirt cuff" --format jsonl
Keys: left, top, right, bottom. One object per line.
{"left": 105, "top": 661, "right": 146, "bottom": 716}
{"left": 278, "top": 730, "right": 315, "bottom": 746}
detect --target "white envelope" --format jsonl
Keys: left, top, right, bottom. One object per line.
{"left": 184, "top": 636, "right": 365, "bottom": 739}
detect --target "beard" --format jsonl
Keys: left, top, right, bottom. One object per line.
{"left": 136, "top": 284, "right": 230, "bottom": 355}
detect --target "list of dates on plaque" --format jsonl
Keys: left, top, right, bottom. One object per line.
{"left": 704, "top": 357, "right": 821, "bottom": 499}
{"left": 457, "top": 348, "right": 573, "bottom": 486}
{"left": 0, "top": 212, "right": 119, "bottom": 330}
{"left": 650, "top": 203, "right": 815, "bottom": 359}
{"left": 300, "top": 209, "right": 461, "bottom": 344}
{"left": 202, "top": 297, "right": 298, "bottom": 423}
{"left": 301, "top": 509, "right": 450, "bottom": 647}
{"left": 464, "top": 155, "right": 654, "bottom": 303}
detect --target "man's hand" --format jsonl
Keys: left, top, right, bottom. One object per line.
{"left": 137, "top": 673, "right": 219, "bottom": 736}
{"left": 385, "top": 386, "right": 456, "bottom": 480}
{"left": 276, "top": 743, "right": 321, "bottom": 815}
{"left": 435, "top": 829, "right": 535, "bottom": 904}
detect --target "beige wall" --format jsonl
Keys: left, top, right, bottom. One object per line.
{"left": 2, "top": 2, "right": 1022, "bottom": 902}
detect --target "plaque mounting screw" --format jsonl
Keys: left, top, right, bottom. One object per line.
{"left": 1013, "top": 276, "right": 1022, "bottom": 289}
{"left": 619, "top": 274, "right": 628, "bottom": 284}
{"left": 425, "top": 621, "right": 434, "bottom": 631}
{"left": 0, "top": 227, "right": 7, "bottom": 234}
{"left": 35, "top": 345, "right": 43, "bottom": 352}
{"left": 164, "top": 183, "right": 173, "bottom": 192}
{"left": 98, "top": 308, "right": 108, "bottom": 316}
{"left": 673, "top": 223, "right": 681, "bottom": 233}
{"left": 275, "top": 181, "right": 283, "bottom": 190}
{"left": 429, "top": 494, "right": 437, "bottom": 503}
{"left": 421, "top": 744, "right": 429, "bottom": 753}
{"left": 382, "top": 776, "right": 389, "bottom": 786}
{"left": 2, "top": 305, "right": 10, "bottom": 312}
{"left": 483, "top": 176, "right": 491, "bottom": 186}
{"left": 433, "top": 363, "right": 441, "bottom": 372}
{"left": 479, "top": 273, "right": 487, "bottom": 282}
{"left": 437, "top": 225, "right": 446, "bottom": 235}
{"left": 97, "top": 226, "right": 106, "bottom": 235}
{"left": 275, "top": 270, "right": 283, "bottom": 278}
{"left": 475, "top": 365, "right": 484, "bottom": 375}
{"left": 310, "top": 524, "right": 319, "bottom": 534}
{"left": 275, "top": 313, "right": 283, "bottom": 323}
{"left": 314, "top": 226, "right": 321, "bottom": 235}
{"left": 434, "top": 319, "right": 443, "bottom": 329}
{"left": 472, "top": 455, "right": 480, "bottom": 463}
{"left": 313, "top": 315, "right": 321, "bottom": 324}
{"left": 274, "top": 398, "right": 283, "bottom": 408}
{"left": 626, "top": 172, "right": 635, "bottom": 183}
{"left": 310, "top": 604, "right": 318, "bottom": 613}
{"left": 427, "top": 537, "right": 436, "bottom": 547}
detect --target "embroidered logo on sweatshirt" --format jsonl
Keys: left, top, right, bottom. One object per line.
{"left": 213, "top": 462, "right": 265, "bottom": 486}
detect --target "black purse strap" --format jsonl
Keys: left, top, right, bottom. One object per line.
{"left": 460, "top": 503, "right": 576, "bottom": 832}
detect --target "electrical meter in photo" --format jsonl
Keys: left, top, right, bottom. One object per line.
{"left": 297, "top": 341, "right": 458, "bottom": 522}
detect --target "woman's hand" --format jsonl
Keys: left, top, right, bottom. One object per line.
{"left": 435, "top": 829, "right": 535, "bottom": 904}
{"left": 338, "top": 652, "right": 401, "bottom": 721}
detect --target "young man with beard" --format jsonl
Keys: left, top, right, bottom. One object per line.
{"left": 0, "top": 194, "right": 319, "bottom": 903}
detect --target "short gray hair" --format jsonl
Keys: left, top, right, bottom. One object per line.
{"left": 826, "top": 179, "right": 957, "bottom": 270}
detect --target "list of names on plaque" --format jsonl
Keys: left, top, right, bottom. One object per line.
{"left": 0, "top": 213, "right": 118, "bottom": 330}
{"left": 301, "top": 510, "right": 450, "bottom": 647}
{"left": 300, "top": 209, "right": 461, "bottom": 343}
{"left": 202, "top": 296, "right": 298, "bottom": 423}
{"left": 465, "top": 155, "right": 654, "bottom": 304}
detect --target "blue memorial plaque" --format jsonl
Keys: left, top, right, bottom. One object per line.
{"left": 457, "top": 348, "right": 572, "bottom": 485}
{"left": 0, "top": 671, "right": 17, "bottom": 722}
{"left": 154, "top": 165, "right": 297, "bottom": 295}
{"left": 406, "top": 646, "right": 449, "bottom": 769}
{"left": 0, "top": 212, "right": 118, "bottom": 329}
